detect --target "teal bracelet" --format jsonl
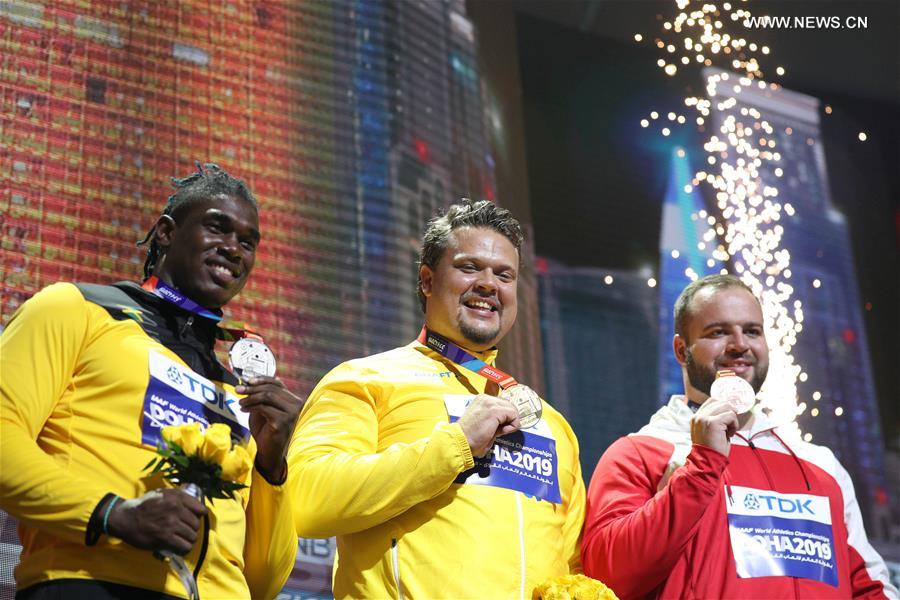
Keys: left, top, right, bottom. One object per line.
{"left": 102, "top": 496, "right": 121, "bottom": 536}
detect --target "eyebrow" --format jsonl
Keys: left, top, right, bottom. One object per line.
{"left": 453, "top": 254, "right": 517, "bottom": 273}
{"left": 702, "top": 320, "right": 763, "bottom": 330}
{"left": 207, "top": 209, "right": 261, "bottom": 241}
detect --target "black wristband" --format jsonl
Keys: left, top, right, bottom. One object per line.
{"left": 255, "top": 458, "right": 287, "bottom": 486}
{"left": 85, "top": 492, "right": 118, "bottom": 546}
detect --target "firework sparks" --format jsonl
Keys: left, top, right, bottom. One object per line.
{"left": 638, "top": 1, "right": 810, "bottom": 433}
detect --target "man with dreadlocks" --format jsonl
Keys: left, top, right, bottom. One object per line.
{"left": 0, "top": 163, "right": 302, "bottom": 599}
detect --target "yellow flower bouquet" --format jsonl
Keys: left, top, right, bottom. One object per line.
{"left": 144, "top": 422, "right": 252, "bottom": 501}
{"left": 533, "top": 574, "right": 618, "bottom": 600}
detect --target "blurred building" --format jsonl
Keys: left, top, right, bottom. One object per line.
{"left": 538, "top": 259, "right": 659, "bottom": 477}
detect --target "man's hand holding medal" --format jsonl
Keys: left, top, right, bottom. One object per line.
{"left": 230, "top": 338, "right": 304, "bottom": 484}
{"left": 691, "top": 370, "right": 756, "bottom": 457}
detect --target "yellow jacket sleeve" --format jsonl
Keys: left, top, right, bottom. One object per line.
{"left": 287, "top": 363, "right": 475, "bottom": 538}
{"left": 561, "top": 424, "right": 587, "bottom": 574}
{"left": 0, "top": 284, "right": 110, "bottom": 543}
{"left": 242, "top": 470, "right": 298, "bottom": 600}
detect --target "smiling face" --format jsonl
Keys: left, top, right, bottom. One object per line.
{"left": 152, "top": 194, "right": 260, "bottom": 309}
{"left": 420, "top": 226, "right": 519, "bottom": 352}
{"left": 673, "top": 285, "right": 769, "bottom": 404}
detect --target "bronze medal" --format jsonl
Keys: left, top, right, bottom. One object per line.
{"left": 710, "top": 370, "right": 755, "bottom": 414}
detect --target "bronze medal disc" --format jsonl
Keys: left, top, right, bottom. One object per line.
{"left": 710, "top": 374, "right": 755, "bottom": 414}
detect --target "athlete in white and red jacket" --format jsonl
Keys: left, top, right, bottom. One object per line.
{"left": 582, "top": 275, "right": 897, "bottom": 599}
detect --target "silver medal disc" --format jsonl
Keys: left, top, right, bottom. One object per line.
{"left": 500, "top": 384, "right": 543, "bottom": 429}
{"left": 229, "top": 338, "right": 276, "bottom": 381}
{"left": 710, "top": 373, "right": 755, "bottom": 414}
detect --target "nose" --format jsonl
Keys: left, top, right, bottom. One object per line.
{"left": 726, "top": 331, "right": 749, "bottom": 354}
{"left": 473, "top": 269, "right": 499, "bottom": 294}
{"left": 218, "top": 233, "right": 241, "bottom": 260}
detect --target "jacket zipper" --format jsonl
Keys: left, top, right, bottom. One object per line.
{"left": 391, "top": 538, "right": 404, "bottom": 600}
{"left": 516, "top": 493, "right": 525, "bottom": 600}
{"left": 738, "top": 434, "right": 800, "bottom": 600}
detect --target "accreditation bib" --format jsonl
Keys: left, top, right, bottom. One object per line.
{"left": 141, "top": 350, "right": 250, "bottom": 446}
{"left": 727, "top": 485, "right": 838, "bottom": 587}
{"left": 443, "top": 395, "right": 561, "bottom": 503}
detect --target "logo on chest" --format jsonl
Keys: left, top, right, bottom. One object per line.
{"left": 141, "top": 351, "right": 249, "bottom": 447}
{"left": 727, "top": 485, "right": 837, "bottom": 587}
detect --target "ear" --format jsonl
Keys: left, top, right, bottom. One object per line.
{"left": 153, "top": 215, "right": 177, "bottom": 249}
{"left": 673, "top": 334, "right": 688, "bottom": 366}
{"left": 419, "top": 264, "right": 435, "bottom": 300}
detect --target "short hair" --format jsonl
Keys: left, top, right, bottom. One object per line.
{"left": 416, "top": 198, "right": 524, "bottom": 311}
{"left": 673, "top": 274, "right": 759, "bottom": 339}
{"left": 137, "top": 162, "right": 257, "bottom": 279}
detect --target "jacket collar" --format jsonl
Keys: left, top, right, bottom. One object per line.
{"left": 413, "top": 338, "right": 500, "bottom": 366}
{"left": 659, "top": 394, "right": 780, "bottom": 438}
{"left": 115, "top": 281, "right": 222, "bottom": 346}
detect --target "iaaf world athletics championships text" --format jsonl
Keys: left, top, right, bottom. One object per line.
{"left": 744, "top": 15, "right": 868, "bottom": 30}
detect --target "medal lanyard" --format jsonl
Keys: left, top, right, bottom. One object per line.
{"left": 141, "top": 276, "right": 262, "bottom": 342}
{"left": 417, "top": 328, "right": 519, "bottom": 390}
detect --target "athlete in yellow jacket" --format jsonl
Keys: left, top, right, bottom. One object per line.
{"left": 288, "top": 200, "right": 585, "bottom": 599}
{"left": 0, "top": 164, "right": 302, "bottom": 599}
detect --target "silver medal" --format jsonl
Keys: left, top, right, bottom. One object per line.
{"left": 229, "top": 338, "right": 276, "bottom": 381}
{"left": 710, "top": 372, "right": 755, "bottom": 414}
{"left": 500, "top": 384, "right": 543, "bottom": 429}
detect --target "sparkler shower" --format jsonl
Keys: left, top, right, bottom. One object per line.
{"left": 640, "top": 0, "right": 809, "bottom": 433}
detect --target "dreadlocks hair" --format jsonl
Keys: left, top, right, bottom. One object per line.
{"left": 416, "top": 198, "right": 524, "bottom": 312}
{"left": 137, "top": 161, "right": 257, "bottom": 280}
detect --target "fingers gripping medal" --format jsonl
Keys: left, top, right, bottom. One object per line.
{"left": 710, "top": 369, "right": 755, "bottom": 414}
{"left": 229, "top": 338, "right": 276, "bottom": 382}
{"left": 500, "top": 384, "right": 543, "bottom": 429}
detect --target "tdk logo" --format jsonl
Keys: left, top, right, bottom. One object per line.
{"left": 729, "top": 485, "right": 830, "bottom": 525}
{"left": 156, "top": 358, "right": 237, "bottom": 413}
{"left": 149, "top": 352, "right": 249, "bottom": 434}
{"left": 757, "top": 495, "right": 815, "bottom": 515}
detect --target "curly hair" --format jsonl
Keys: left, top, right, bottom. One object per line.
{"left": 416, "top": 198, "right": 524, "bottom": 311}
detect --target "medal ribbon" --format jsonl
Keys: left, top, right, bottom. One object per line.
{"left": 141, "top": 276, "right": 263, "bottom": 342}
{"left": 141, "top": 276, "right": 222, "bottom": 321}
{"left": 417, "top": 328, "right": 519, "bottom": 390}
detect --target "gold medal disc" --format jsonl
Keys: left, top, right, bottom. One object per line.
{"left": 500, "top": 384, "right": 543, "bottom": 429}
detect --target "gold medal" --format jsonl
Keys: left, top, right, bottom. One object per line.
{"left": 500, "top": 384, "right": 543, "bottom": 429}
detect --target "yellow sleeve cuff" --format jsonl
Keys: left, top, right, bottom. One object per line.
{"left": 447, "top": 422, "right": 475, "bottom": 471}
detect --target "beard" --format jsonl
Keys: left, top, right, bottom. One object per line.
{"left": 685, "top": 348, "right": 769, "bottom": 395}
{"left": 457, "top": 313, "right": 502, "bottom": 347}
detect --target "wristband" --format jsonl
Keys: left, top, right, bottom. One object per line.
{"left": 102, "top": 496, "right": 122, "bottom": 536}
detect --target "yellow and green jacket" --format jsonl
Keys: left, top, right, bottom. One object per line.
{"left": 0, "top": 282, "right": 297, "bottom": 599}
{"left": 287, "top": 340, "right": 585, "bottom": 599}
